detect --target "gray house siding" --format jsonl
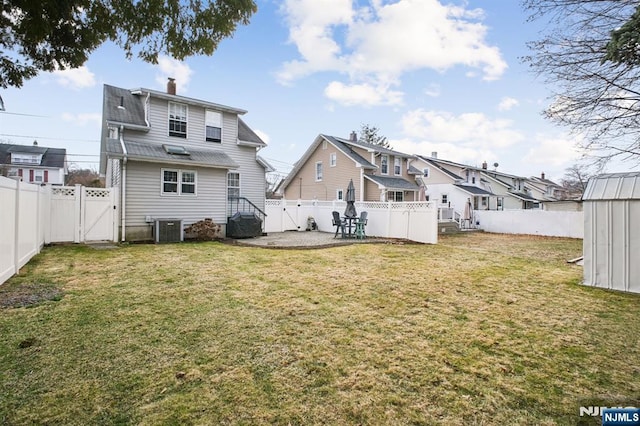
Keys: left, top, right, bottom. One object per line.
{"left": 123, "top": 161, "right": 228, "bottom": 241}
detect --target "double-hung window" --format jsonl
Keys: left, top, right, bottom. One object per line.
{"left": 162, "top": 169, "right": 196, "bottom": 195}
{"left": 169, "top": 102, "right": 187, "bottom": 138}
{"left": 381, "top": 155, "right": 388, "bottom": 175}
{"left": 315, "top": 162, "right": 323, "bottom": 181}
{"left": 394, "top": 157, "right": 401, "bottom": 175}
{"left": 330, "top": 152, "right": 337, "bottom": 167}
{"left": 227, "top": 172, "right": 240, "bottom": 199}
{"left": 205, "top": 110, "right": 222, "bottom": 143}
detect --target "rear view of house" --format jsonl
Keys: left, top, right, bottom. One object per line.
{"left": 99, "top": 80, "right": 271, "bottom": 241}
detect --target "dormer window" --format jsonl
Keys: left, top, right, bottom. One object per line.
{"left": 169, "top": 102, "right": 187, "bottom": 138}
{"left": 205, "top": 110, "right": 222, "bottom": 143}
{"left": 11, "top": 153, "right": 40, "bottom": 164}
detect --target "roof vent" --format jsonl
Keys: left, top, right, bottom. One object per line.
{"left": 349, "top": 131, "right": 357, "bottom": 142}
{"left": 163, "top": 144, "right": 190, "bottom": 155}
{"left": 431, "top": 151, "right": 438, "bottom": 159}
{"left": 541, "top": 172, "right": 546, "bottom": 180}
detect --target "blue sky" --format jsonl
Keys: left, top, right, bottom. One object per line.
{"left": 0, "top": 0, "right": 636, "bottom": 182}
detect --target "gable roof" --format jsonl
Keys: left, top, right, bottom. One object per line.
{"left": 454, "top": 184, "right": 494, "bottom": 196}
{"left": 364, "top": 175, "right": 420, "bottom": 191}
{"left": 279, "top": 134, "right": 378, "bottom": 192}
{"left": 105, "top": 139, "right": 238, "bottom": 169}
{"left": 131, "top": 87, "right": 247, "bottom": 115}
{"left": 103, "top": 84, "right": 149, "bottom": 128}
{"left": 0, "top": 143, "right": 67, "bottom": 168}
{"left": 508, "top": 191, "right": 539, "bottom": 202}
{"left": 238, "top": 118, "right": 267, "bottom": 147}
{"left": 341, "top": 138, "right": 412, "bottom": 158}
{"left": 415, "top": 156, "right": 462, "bottom": 181}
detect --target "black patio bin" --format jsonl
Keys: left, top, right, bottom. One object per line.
{"left": 226, "top": 212, "right": 263, "bottom": 238}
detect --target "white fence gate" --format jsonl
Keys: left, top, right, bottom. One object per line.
{"left": 265, "top": 199, "right": 438, "bottom": 244}
{"left": 49, "top": 186, "right": 118, "bottom": 243}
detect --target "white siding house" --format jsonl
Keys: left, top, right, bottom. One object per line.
{"left": 0, "top": 143, "right": 67, "bottom": 185}
{"left": 99, "top": 81, "right": 271, "bottom": 241}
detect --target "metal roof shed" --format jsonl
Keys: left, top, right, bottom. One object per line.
{"left": 582, "top": 172, "right": 640, "bottom": 293}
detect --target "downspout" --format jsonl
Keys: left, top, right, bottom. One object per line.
{"left": 119, "top": 126, "right": 127, "bottom": 242}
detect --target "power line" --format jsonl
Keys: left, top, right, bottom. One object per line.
{"left": 0, "top": 133, "right": 99, "bottom": 143}
{"left": 0, "top": 111, "right": 49, "bottom": 118}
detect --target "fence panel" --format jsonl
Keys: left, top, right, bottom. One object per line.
{"left": 50, "top": 186, "right": 80, "bottom": 243}
{"left": 475, "top": 210, "right": 583, "bottom": 238}
{"left": 0, "top": 177, "right": 47, "bottom": 285}
{"left": 83, "top": 187, "right": 117, "bottom": 242}
{"left": 264, "top": 199, "right": 438, "bottom": 244}
{"left": 0, "top": 178, "right": 18, "bottom": 283}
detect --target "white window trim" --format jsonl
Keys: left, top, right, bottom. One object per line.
{"left": 168, "top": 102, "right": 188, "bottom": 138}
{"left": 227, "top": 172, "right": 241, "bottom": 198}
{"left": 315, "top": 161, "right": 323, "bottom": 181}
{"left": 161, "top": 168, "right": 197, "bottom": 196}
{"left": 394, "top": 157, "right": 401, "bottom": 176}
{"left": 205, "top": 110, "right": 223, "bottom": 143}
{"left": 423, "top": 167, "right": 430, "bottom": 178}
{"left": 441, "top": 194, "right": 448, "bottom": 204}
{"left": 336, "top": 189, "right": 343, "bottom": 200}
{"left": 330, "top": 152, "right": 337, "bottom": 167}
{"left": 381, "top": 154, "right": 389, "bottom": 175}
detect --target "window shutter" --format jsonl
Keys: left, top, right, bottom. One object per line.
{"left": 44, "top": 170, "right": 49, "bottom": 183}
{"left": 29, "top": 170, "right": 34, "bottom": 182}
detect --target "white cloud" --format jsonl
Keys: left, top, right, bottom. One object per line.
{"left": 254, "top": 129, "right": 271, "bottom": 144}
{"left": 155, "top": 56, "right": 193, "bottom": 92}
{"left": 401, "top": 109, "right": 523, "bottom": 149}
{"left": 324, "top": 81, "right": 403, "bottom": 106}
{"left": 424, "top": 83, "right": 441, "bottom": 98}
{"left": 524, "top": 134, "right": 583, "bottom": 167}
{"left": 278, "top": 0, "right": 507, "bottom": 106}
{"left": 498, "top": 97, "right": 519, "bottom": 111}
{"left": 61, "top": 112, "right": 101, "bottom": 126}
{"left": 52, "top": 66, "right": 96, "bottom": 89}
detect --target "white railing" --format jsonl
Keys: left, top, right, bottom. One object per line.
{"left": 265, "top": 199, "right": 438, "bottom": 244}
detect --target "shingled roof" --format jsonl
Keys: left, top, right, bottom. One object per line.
{"left": 0, "top": 143, "right": 66, "bottom": 168}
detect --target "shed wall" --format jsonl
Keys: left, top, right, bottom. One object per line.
{"left": 584, "top": 200, "right": 640, "bottom": 293}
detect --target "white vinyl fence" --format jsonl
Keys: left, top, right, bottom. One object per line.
{"left": 265, "top": 199, "right": 438, "bottom": 244}
{"left": 1, "top": 177, "right": 118, "bottom": 285}
{"left": 475, "top": 209, "right": 584, "bottom": 238}
{"left": 1, "top": 178, "right": 48, "bottom": 284}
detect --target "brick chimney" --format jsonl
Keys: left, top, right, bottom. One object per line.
{"left": 541, "top": 172, "right": 545, "bottom": 180}
{"left": 349, "top": 131, "right": 357, "bottom": 142}
{"left": 482, "top": 161, "right": 487, "bottom": 170}
{"left": 167, "top": 77, "right": 176, "bottom": 95}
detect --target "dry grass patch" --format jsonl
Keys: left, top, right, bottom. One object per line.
{"left": 0, "top": 233, "right": 638, "bottom": 425}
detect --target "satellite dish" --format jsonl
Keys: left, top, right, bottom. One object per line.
{"left": 493, "top": 162, "right": 499, "bottom": 169}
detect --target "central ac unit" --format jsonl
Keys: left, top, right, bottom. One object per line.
{"left": 155, "top": 219, "right": 183, "bottom": 243}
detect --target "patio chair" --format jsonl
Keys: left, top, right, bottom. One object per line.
{"left": 332, "top": 211, "right": 346, "bottom": 238}
{"left": 355, "top": 211, "right": 367, "bottom": 239}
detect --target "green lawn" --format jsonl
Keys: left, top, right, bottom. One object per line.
{"left": 0, "top": 233, "right": 638, "bottom": 425}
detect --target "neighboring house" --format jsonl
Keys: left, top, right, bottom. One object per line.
{"left": 411, "top": 153, "right": 541, "bottom": 225}
{"left": 528, "top": 172, "right": 569, "bottom": 201}
{"left": 99, "top": 80, "right": 270, "bottom": 241}
{"left": 279, "top": 132, "right": 419, "bottom": 202}
{"left": 0, "top": 142, "right": 67, "bottom": 185}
